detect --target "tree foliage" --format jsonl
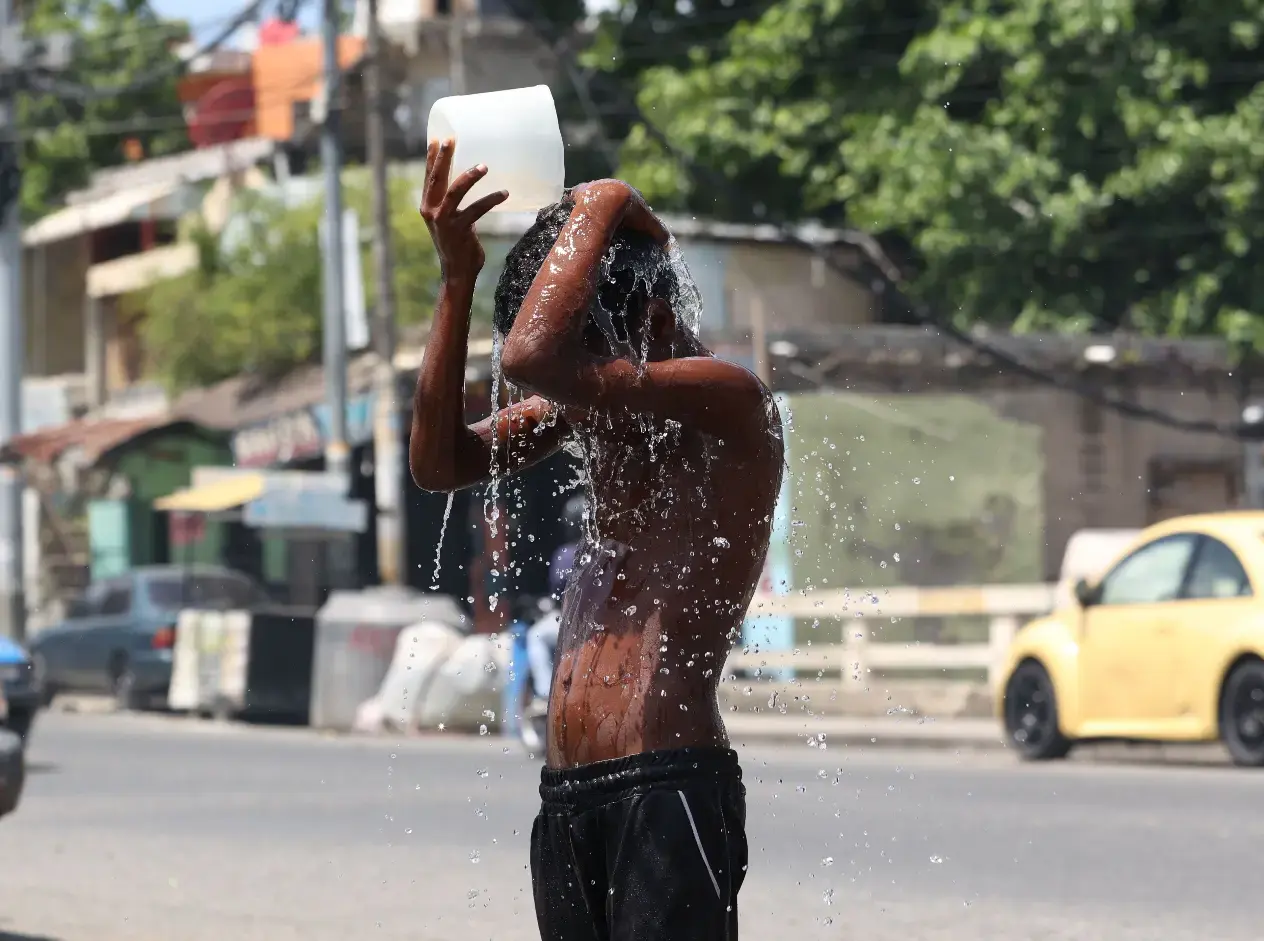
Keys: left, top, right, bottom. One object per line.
{"left": 618, "top": 0, "right": 1264, "bottom": 347}
{"left": 560, "top": 0, "right": 778, "bottom": 186}
{"left": 137, "top": 177, "right": 447, "bottom": 392}
{"left": 21, "top": 0, "right": 188, "bottom": 220}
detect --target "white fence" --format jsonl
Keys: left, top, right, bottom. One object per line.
{"left": 728, "top": 583, "right": 1061, "bottom": 688}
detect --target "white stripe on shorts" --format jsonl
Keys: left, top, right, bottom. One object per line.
{"left": 677, "top": 790, "right": 722, "bottom": 899}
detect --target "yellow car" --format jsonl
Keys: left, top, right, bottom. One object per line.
{"left": 997, "top": 512, "right": 1264, "bottom": 766}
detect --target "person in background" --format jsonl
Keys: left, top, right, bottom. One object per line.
{"left": 526, "top": 494, "right": 584, "bottom": 702}
{"left": 503, "top": 593, "right": 540, "bottom": 738}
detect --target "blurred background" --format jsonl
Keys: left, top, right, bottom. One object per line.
{"left": 2, "top": 1, "right": 1264, "bottom": 940}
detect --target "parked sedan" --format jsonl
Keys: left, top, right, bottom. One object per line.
{"left": 0, "top": 636, "right": 37, "bottom": 741}
{"left": 998, "top": 512, "right": 1264, "bottom": 767}
{"left": 30, "top": 566, "right": 270, "bottom": 710}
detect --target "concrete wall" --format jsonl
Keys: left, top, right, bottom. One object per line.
{"left": 826, "top": 371, "right": 1254, "bottom": 581}
{"left": 395, "top": 19, "right": 556, "bottom": 141}
{"left": 982, "top": 383, "right": 1247, "bottom": 578}
{"left": 480, "top": 235, "right": 879, "bottom": 335}
{"left": 23, "top": 238, "right": 89, "bottom": 377}
{"left": 723, "top": 244, "right": 877, "bottom": 333}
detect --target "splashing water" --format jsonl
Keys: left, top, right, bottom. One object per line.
{"left": 431, "top": 491, "right": 455, "bottom": 588}
{"left": 665, "top": 237, "right": 703, "bottom": 339}
{"left": 486, "top": 332, "right": 505, "bottom": 538}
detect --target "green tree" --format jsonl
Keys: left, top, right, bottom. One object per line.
{"left": 137, "top": 177, "right": 449, "bottom": 393}
{"left": 620, "top": 0, "right": 1264, "bottom": 348}
{"left": 559, "top": 0, "right": 778, "bottom": 187}
{"left": 21, "top": 0, "right": 189, "bottom": 220}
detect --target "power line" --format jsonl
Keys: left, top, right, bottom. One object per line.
{"left": 24, "top": 0, "right": 286, "bottom": 101}
{"left": 495, "top": 1, "right": 1264, "bottom": 440}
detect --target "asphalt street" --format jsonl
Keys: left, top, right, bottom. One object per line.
{"left": 3, "top": 712, "right": 1263, "bottom": 941}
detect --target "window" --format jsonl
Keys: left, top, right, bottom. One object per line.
{"left": 1098, "top": 534, "right": 1197, "bottom": 606}
{"left": 66, "top": 595, "right": 94, "bottom": 619}
{"left": 98, "top": 585, "right": 132, "bottom": 617}
{"left": 147, "top": 574, "right": 268, "bottom": 612}
{"left": 1184, "top": 538, "right": 1252, "bottom": 599}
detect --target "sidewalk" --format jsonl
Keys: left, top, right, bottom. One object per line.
{"left": 725, "top": 713, "right": 1008, "bottom": 751}
{"left": 51, "top": 694, "right": 1008, "bottom": 750}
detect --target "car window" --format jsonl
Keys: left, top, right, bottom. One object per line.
{"left": 66, "top": 595, "right": 94, "bottom": 619}
{"left": 147, "top": 573, "right": 267, "bottom": 611}
{"left": 1098, "top": 533, "right": 1197, "bottom": 605}
{"left": 69, "top": 583, "right": 108, "bottom": 619}
{"left": 98, "top": 584, "right": 132, "bottom": 617}
{"left": 1183, "top": 537, "right": 1252, "bottom": 599}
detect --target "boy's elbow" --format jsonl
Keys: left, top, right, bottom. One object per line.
{"left": 501, "top": 342, "right": 548, "bottom": 391}
{"left": 408, "top": 443, "right": 455, "bottom": 493}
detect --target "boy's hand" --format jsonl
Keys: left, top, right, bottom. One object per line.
{"left": 421, "top": 139, "right": 509, "bottom": 283}
{"left": 573, "top": 180, "right": 670, "bottom": 246}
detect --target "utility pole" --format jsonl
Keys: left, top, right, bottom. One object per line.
{"left": 320, "top": 0, "right": 349, "bottom": 484}
{"left": 0, "top": 9, "right": 70, "bottom": 641}
{"left": 448, "top": 7, "right": 466, "bottom": 96}
{"left": 365, "top": 0, "right": 406, "bottom": 586}
{"left": 0, "top": 0, "right": 21, "bottom": 642}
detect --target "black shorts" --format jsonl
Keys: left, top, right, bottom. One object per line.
{"left": 531, "top": 747, "right": 747, "bottom": 941}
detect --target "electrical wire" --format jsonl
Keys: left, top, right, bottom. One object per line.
{"left": 24, "top": 0, "right": 288, "bottom": 101}
{"left": 494, "top": 0, "right": 1264, "bottom": 440}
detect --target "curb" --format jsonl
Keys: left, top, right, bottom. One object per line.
{"left": 727, "top": 719, "right": 1009, "bottom": 752}
{"left": 728, "top": 733, "right": 1011, "bottom": 753}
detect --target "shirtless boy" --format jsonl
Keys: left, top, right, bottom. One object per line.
{"left": 410, "top": 139, "right": 784, "bottom": 941}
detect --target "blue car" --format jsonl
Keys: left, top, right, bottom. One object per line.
{"left": 28, "top": 565, "right": 270, "bottom": 710}
{"left": 0, "top": 635, "right": 37, "bottom": 742}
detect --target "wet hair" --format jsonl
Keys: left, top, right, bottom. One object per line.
{"left": 492, "top": 192, "right": 678, "bottom": 341}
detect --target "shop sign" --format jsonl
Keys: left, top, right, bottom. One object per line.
{"left": 232, "top": 409, "right": 322, "bottom": 468}
{"left": 231, "top": 393, "right": 376, "bottom": 469}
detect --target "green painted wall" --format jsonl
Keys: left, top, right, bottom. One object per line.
{"left": 104, "top": 430, "right": 233, "bottom": 568}
{"left": 782, "top": 392, "right": 1045, "bottom": 649}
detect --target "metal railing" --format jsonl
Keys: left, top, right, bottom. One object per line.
{"left": 729, "top": 583, "right": 1060, "bottom": 688}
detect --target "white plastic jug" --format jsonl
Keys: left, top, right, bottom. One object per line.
{"left": 427, "top": 85, "right": 565, "bottom": 214}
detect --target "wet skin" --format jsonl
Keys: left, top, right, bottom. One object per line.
{"left": 410, "top": 141, "right": 783, "bottom": 769}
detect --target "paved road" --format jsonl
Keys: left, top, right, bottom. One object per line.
{"left": 2, "top": 713, "right": 1263, "bottom": 941}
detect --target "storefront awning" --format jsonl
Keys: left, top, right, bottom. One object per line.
{"left": 24, "top": 180, "right": 190, "bottom": 247}
{"left": 155, "top": 474, "right": 265, "bottom": 513}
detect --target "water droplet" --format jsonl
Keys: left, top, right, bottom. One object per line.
{"left": 821, "top": 856, "right": 834, "bottom": 867}
{"left": 929, "top": 855, "right": 944, "bottom": 864}
{"left": 478, "top": 724, "right": 489, "bottom": 736}
{"left": 893, "top": 552, "right": 900, "bottom": 562}
{"left": 470, "top": 850, "right": 481, "bottom": 864}
{"left": 711, "top": 536, "right": 730, "bottom": 548}
{"left": 822, "top": 888, "right": 835, "bottom": 905}
{"left": 476, "top": 768, "right": 489, "bottom": 778}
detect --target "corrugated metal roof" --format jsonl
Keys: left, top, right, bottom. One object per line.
{"left": 24, "top": 180, "right": 188, "bottom": 247}
{"left": 1, "top": 416, "right": 174, "bottom": 465}
{"left": 65, "top": 137, "right": 278, "bottom": 205}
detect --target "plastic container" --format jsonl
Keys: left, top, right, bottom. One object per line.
{"left": 426, "top": 85, "right": 565, "bottom": 213}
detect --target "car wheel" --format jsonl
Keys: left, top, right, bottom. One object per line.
{"left": 1003, "top": 661, "right": 1073, "bottom": 761}
{"left": 111, "top": 660, "right": 144, "bottom": 712}
{"left": 1220, "top": 660, "right": 1264, "bottom": 767}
